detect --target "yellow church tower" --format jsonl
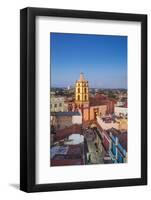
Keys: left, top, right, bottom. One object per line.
{"left": 75, "top": 73, "right": 89, "bottom": 107}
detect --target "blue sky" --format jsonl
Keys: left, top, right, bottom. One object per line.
{"left": 50, "top": 32, "right": 127, "bottom": 89}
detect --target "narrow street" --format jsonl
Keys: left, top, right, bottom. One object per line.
{"left": 84, "top": 127, "right": 104, "bottom": 164}
{"left": 86, "top": 140, "right": 104, "bottom": 164}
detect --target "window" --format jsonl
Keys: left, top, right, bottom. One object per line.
{"left": 78, "top": 88, "right": 80, "bottom": 93}
{"left": 59, "top": 103, "right": 62, "bottom": 107}
{"left": 78, "top": 95, "right": 80, "bottom": 101}
{"left": 85, "top": 95, "right": 87, "bottom": 101}
{"left": 84, "top": 88, "right": 87, "bottom": 93}
{"left": 54, "top": 104, "right": 57, "bottom": 108}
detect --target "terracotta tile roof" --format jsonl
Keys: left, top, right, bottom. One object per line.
{"left": 89, "top": 94, "right": 117, "bottom": 106}
{"left": 54, "top": 124, "right": 82, "bottom": 141}
{"left": 51, "top": 159, "right": 84, "bottom": 166}
{"left": 51, "top": 111, "right": 80, "bottom": 116}
{"left": 89, "top": 97, "right": 106, "bottom": 106}
{"left": 67, "top": 144, "right": 82, "bottom": 155}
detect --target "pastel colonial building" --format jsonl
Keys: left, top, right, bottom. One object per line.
{"left": 97, "top": 116, "right": 128, "bottom": 131}
{"left": 91, "top": 125, "right": 127, "bottom": 163}
{"left": 74, "top": 73, "right": 112, "bottom": 121}
{"left": 50, "top": 95, "right": 68, "bottom": 112}
{"left": 51, "top": 112, "right": 82, "bottom": 130}
{"left": 114, "top": 106, "right": 128, "bottom": 117}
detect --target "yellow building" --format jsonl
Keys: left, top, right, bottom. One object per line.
{"left": 75, "top": 72, "right": 89, "bottom": 106}
{"left": 75, "top": 73, "right": 108, "bottom": 122}
{"left": 118, "top": 118, "right": 128, "bottom": 131}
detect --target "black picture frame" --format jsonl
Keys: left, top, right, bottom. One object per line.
{"left": 20, "top": 7, "right": 147, "bottom": 192}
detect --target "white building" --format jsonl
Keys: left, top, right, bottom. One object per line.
{"left": 116, "top": 101, "right": 125, "bottom": 107}
{"left": 72, "top": 114, "right": 82, "bottom": 124}
{"left": 114, "top": 106, "right": 127, "bottom": 117}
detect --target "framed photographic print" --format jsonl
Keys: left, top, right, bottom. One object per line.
{"left": 20, "top": 7, "right": 147, "bottom": 192}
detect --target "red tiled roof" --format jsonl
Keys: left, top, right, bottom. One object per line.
{"left": 67, "top": 144, "right": 82, "bottom": 155}
{"left": 89, "top": 94, "right": 117, "bottom": 106}
{"left": 51, "top": 143, "right": 84, "bottom": 166}
{"left": 51, "top": 159, "right": 84, "bottom": 166}
{"left": 108, "top": 98, "right": 117, "bottom": 103}
{"left": 95, "top": 93, "right": 107, "bottom": 99}
{"left": 54, "top": 124, "right": 82, "bottom": 141}
{"left": 89, "top": 97, "right": 106, "bottom": 106}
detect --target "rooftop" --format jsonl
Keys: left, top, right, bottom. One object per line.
{"left": 51, "top": 112, "right": 81, "bottom": 116}
{"left": 51, "top": 159, "right": 83, "bottom": 166}
{"left": 89, "top": 93, "right": 117, "bottom": 106}
{"left": 51, "top": 144, "right": 84, "bottom": 166}
{"left": 54, "top": 124, "right": 82, "bottom": 141}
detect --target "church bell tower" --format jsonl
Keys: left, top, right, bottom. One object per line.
{"left": 75, "top": 73, "right": 89, "bottom": 106}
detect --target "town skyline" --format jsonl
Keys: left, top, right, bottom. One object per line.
{"left": 50, "top": 84, "right": 128, "bottom": 90}
{"left": 50, "top": 32, "right": 127, "bottom": 89}
{"left": 50, "top": 72, "right": 128, "bottom": 166}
